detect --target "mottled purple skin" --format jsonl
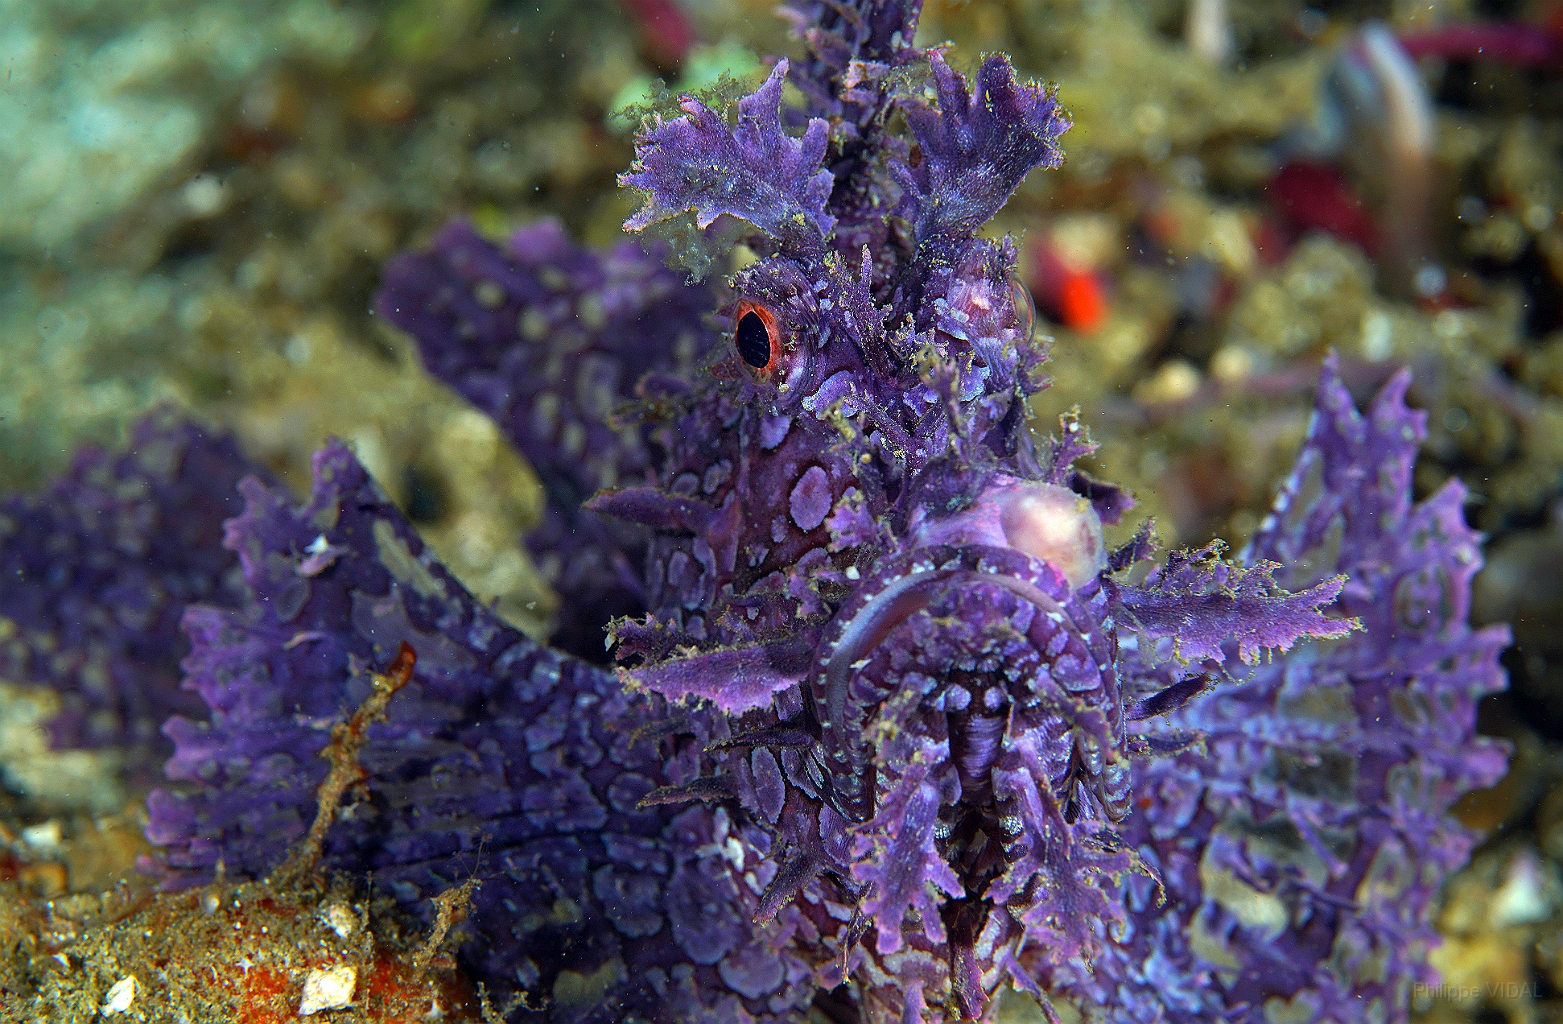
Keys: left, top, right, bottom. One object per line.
{"left": 129, "top": 2, "right": 1506, "bottom": 1022}
{"left": 0, "top": 415, "right": 260, "bottom": 762}
{"left": 149, "top": 443, "right": 817, "bottom": 1021}
{"left": 376, "top": 219, "right": 716, "bottom": 660}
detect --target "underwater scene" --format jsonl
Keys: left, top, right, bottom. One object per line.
{"left": 0, "top": 0, "right": 1560, "bottom": 1021}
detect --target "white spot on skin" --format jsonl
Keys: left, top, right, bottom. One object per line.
{"left": 297, "top": 533, "right": 345, "bottom": 576}
{"left": 724, "top": 836, "right": 747, "bottom": 871}
{"left": 100, "top": 975, "right": 137, "bottom": 1016}
{"left": 1491, "top": 852, "right": 1553, "bottom": 927}
{"left": 299, "top": 964, "right": 358, "bottom": 1015}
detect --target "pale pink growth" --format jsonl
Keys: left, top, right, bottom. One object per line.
{"left": 995, "top": 483, "right": 1107, "bottom": 589}
{"left": 913, "top": 479, "right": 1106, "bottom": 589}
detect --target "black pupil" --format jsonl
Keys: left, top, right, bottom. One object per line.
{"left": 736, "top": 311, "right": 772, "bottom": 369}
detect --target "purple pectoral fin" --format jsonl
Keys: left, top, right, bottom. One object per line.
{"left": 375, "top": 218, "right": 717, "bottom": 654}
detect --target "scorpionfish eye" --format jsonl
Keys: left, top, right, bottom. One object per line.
{"left": 731, "top": 299, "right": 781, "bottom": 377}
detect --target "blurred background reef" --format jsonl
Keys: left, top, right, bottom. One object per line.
{"left": 1, "top": 0, "right": 1562, "bottom": 1020}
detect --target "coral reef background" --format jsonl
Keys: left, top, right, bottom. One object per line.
{"left": 0, "top": 0, "right": 1560, "bottom": 1020}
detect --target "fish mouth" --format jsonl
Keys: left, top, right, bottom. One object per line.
{"left": 806, "top": 542, "right": 1121, "bottom": 825}
{"left": 800, "top": 542, "right": 1131, "bottom": 1021}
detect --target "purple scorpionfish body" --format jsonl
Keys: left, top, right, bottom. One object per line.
{"left": 8, "top": 1, "right": 1500, "bottom": 1022}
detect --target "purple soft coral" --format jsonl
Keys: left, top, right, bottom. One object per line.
{"left": 35, "top": 2, "right": 1501, "bottom": 1022}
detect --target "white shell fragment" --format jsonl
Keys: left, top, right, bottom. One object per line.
{"left": 298, "top": 964, "right": 357, "bottom": 1015}
{"left": 21, "top": 820, "right": 62, "bottom": 849}
{"left": 100, "top": 974, "right": 137, "bottom": 1016}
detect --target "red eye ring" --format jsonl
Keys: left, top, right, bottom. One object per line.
{"left": 732, "top": 299, "right": 781, "bottom": 378}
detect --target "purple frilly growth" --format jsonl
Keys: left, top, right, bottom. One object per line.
{"left": 623, "top": 61, "right": 838, "bottom": 257}
{"left": 1040, "top": 358, "right": 1511, "bottom": 1024}
{"left": 0, "top": 415, "right": 261, "bottom": 759}
{"left": 377, "top": 219, "right": 716, "bottom": 659}
{"left": 148, "top": 443, "right": 818, "bottom": 1021}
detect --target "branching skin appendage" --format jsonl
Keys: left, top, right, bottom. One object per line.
{"left": 0, "top": 2, "right": 1491, "bottom": 1023}
{"left": 276, "top": 641, "right": 419, "bottom": 883}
